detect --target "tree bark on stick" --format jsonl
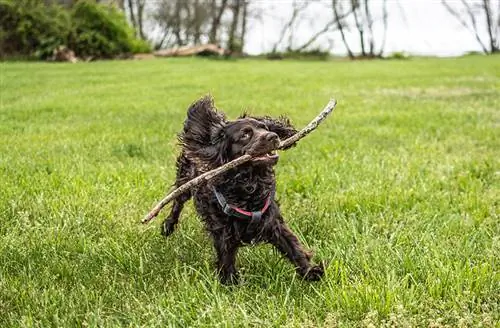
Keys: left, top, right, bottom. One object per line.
{"left": 141, "top": 98, "right": 337, "bottom": 224}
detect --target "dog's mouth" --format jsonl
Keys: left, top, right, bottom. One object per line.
{"left": 250, "top": 151, "right": 279, "bottom": 165}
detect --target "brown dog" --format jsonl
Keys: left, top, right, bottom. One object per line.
{"left": 162, "top": 96, "right": 324, "bottom": 284}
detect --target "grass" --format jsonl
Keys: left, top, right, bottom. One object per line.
{"left": 0, "top": 56, "right": 499, "bottom": 327}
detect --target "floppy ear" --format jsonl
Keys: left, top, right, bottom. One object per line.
{"left": 249, "top": 115, "right": 298, "bottom": 149}
{"left": 179, "top": 96, "right": 226, "bottom": 153}
{"left": 196, "top": 135, "right": 231, "bottom": 166}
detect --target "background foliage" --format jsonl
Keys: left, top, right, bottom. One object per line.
{"left": 0, "top": 0, "right": 149, "bottom": 59}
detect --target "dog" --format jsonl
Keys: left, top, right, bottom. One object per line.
{"left": 161, "top": 96, "right": 324, "bottom": 284}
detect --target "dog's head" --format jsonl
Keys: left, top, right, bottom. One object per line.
{"left": 218, "top": 117, "right": 280, "bottom": 165}
{"left": 180, "top": 96, "right": 285, "bottom": 167}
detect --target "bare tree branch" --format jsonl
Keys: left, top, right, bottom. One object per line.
{"left": 228, "top": 0, "right": 242, "bottom": 52}
{"left": 363, "top": 0, "right": 375, "bottom": 55}
{"left": 156, "top": 28, "right": 173, "bottom": 50}
{"left": 378, "top": 0, "right": 388, "bottom": 56}
{"left": 241, "top": 0, "right": 248, "bottom": 52}
{"left": 141, "top": 98, "right": 338, "bottom": 224}
{"left": 272, "top": 0, "right": 309, "bottom": 52}
{"left": 351, "top": 0, "right": 366, "bottom": 56}
{"left": 209, "top": 0, "right": 229, "bottom": 44}
{"left": 333, "top": 0, "right": 354, "bottom": 58}
{"left": 137, "top": 0, "right": 146, "bottom": 40}
{"left": 126, "top": 0, "right": 137, "bottom": 32}
{"left": 294, "top": 2, "right": 355, "bottom": 52}
{"left": 294, "top": 20, "right": 338, "bottom": 52}
{"left": 441, "top": 0, "right": 489, "bottom": 53}
{"left": 482, "top": 0, "right": 498, "bottom": 52}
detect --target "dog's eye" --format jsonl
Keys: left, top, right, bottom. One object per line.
{"left": 241, "top": 128, "right": 253, "bottom": 140}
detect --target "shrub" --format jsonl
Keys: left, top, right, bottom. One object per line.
{"left": 0, "top": 0, "right": 150, "bottom": 60}
{"left": 0, "top": 0, "right": 70, "bottom": 59}
{"left": 265, "top": 49, "right": 330, "bottom": 61}
{"left": 386, "top": 51, "right": 410, "bottom": 60}
{"left": 69, "top": 0, "right": 150, "bottom": 58}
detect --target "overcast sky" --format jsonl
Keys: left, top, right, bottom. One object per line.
{"left": 244, "top": 0, "right": 498, "bottom": 56}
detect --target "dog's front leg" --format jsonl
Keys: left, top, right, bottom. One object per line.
{"left": 212, "top": 231, "right": 240, "bottom": 285}
{"left": 266, "top": 220, "right": 324, "bottom": 281}
{"left": 161, "top": 191, "right": 191, "bottom": 237}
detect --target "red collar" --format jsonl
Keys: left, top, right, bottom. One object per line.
{"left": 213, "top": 186, "right": 274, "bottom": 221}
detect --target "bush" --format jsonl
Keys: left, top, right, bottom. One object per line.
{"left": 386, "top": 51, "right": 410, "bottom": 60}
{"left": 69, "top": 1, "right": 150, "bottom": 58}
{"left": 265, "top": 49, "right": 330, "bottom": 61}
{"left": 0, "top": 0, "right": 70, "bottom": 59}
{"left": 0, "top": 0, "right": 150, "bottom": 60}
{"left": 462, "top": 51, "right": 484, "bottom": 56}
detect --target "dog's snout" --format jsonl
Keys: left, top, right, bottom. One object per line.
{"left": 266, "top": 132, "right": 279, "bottom": 142}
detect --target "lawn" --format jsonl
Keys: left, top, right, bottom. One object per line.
{"left": 0, "top": 56, "right": 499, "bottom": 327}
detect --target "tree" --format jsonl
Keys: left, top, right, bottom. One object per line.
{"left": 271, "top": 0, "right": 312, "bottom": 52}
{"left": 228, "top": 0, "right": 242, "bottom": 52}
{"left": 126, "top": 0, "right": 146, "bottom": 40}
{"left": 209, "top": 0, "right": 229, "bottom": 44}
{"left": 270, "top": 0, "right": 356, "bottom": 53}
{"left": 153, "top": 0, "right": 215, "bottom": 48}
{"left": 332, "top": 0, "right": 388, "bottom": 58}
{"left": 240, "top": 0, "right": 248, "bottom": 50}
{"left": 227, "top": 0, "right": 253, "bottom": 53}
{"left": 152, "top": 0, "right": 253, "bottom": 54}
{"left": 441, "top": 0, "right": 499, "bottom": 54}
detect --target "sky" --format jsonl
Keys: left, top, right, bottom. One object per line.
{"left": 243, "top": 0, "right": 498, "bottom": 56}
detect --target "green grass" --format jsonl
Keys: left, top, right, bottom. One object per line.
{"left": 0, "top": 56, "right": 499, "bottom": 327}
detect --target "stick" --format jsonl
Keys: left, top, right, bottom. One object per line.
{"left": 141, "top": 98, "right": 337, "bottom": 224}
{"left": 278, "top": 98, "right": 337, "bottom": 150}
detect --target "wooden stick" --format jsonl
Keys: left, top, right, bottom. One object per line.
{"left": 141, "top": 98, "right": 337, "bottom": 224}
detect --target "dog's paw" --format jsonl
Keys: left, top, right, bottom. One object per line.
{"left": 161, "top": 219, "right": 176, "bottom": 238}
{"left": 301, "top": 263, "right": 325, "bottom": 281}
{"left": 219, "top": 272, "right": 240, "bottom": 286}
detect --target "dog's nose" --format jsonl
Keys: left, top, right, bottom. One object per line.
{"left": 266, "top": 132, "right": 279, "bottom": 142}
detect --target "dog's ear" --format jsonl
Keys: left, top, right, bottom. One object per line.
{"left": 249, "top": 115, "right": 298, "bottom": 149}
{"left": 180, "top": 96, "right": 226, "bottom": 152}
{"left": 196, "top": 136, "right": 231, "bottom": 166}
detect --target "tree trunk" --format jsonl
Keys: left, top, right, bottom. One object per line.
{"left": 127, "top": 0, "right": 137, "bottom": 30}
{"left": 240, "top": 0, "right": 248, "bottom": 53}
{"left": 156, "top": 28, "right": 172, "bottom": 50}
{"left": 210, "top": 0, "right": 229, "bottom": 44}
{"left": 333, "top": 0, "right": 354, "bottom": 59}
{"left": 482, "top": 0, "right": 497, "bottom": 52}
{"left": 363, "top": 0, "right": 375, "bottom": 56}
{"left": 174, "top": 0, "right": 183, "bottom": 46}
{"left": 137, "top": 0, "right": 146, "bottom": 40}
{"left": 193, "top": 0, "right": 202, "bottom": 44}
{"left": 228, "top": 0, "right": 241, "bottom": 52}
{"left": 351, "top": 0, "right": 366, "bottom": 56}
{"left": 377, "top": 0, "right": 388, "bottom": 57}
{"left": 182, "top": 1, "right": 192, "bottom": 44}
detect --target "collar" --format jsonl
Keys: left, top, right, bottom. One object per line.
{"left": 212, "top": 186, "right": 275, "bottom": 221}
